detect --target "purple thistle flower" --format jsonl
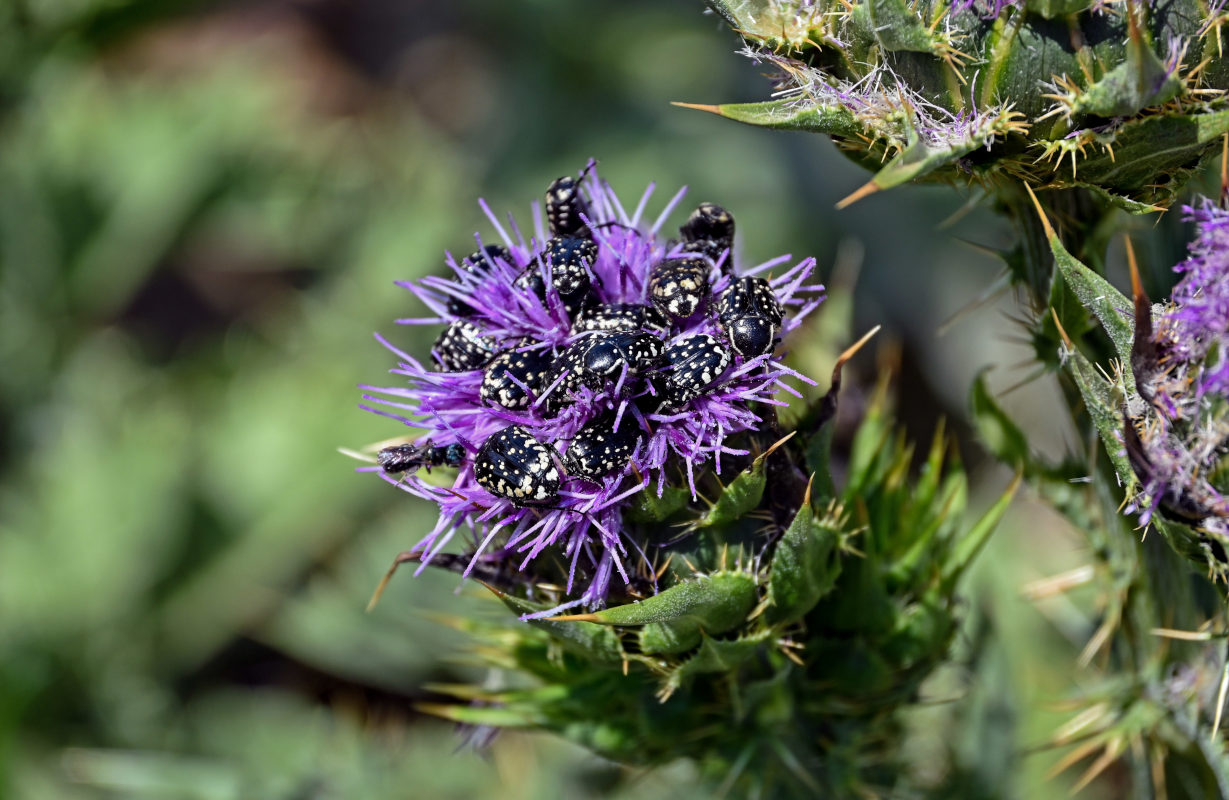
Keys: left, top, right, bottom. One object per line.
{"left": 360, "top": 163, "right": 823, "bottom": 611}
{"left": 1127, "top": 196, "right": 1229, "bottom": 532}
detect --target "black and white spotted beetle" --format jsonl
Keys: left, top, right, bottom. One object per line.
{"left": 433, "top": 320, "right": 500, "bottom": 372}
{"left": 647, "top": 256, "right": 710, "bottom": 321}
{"left": 552, "top": 331, "right": 665, "bottom": 400}
{"left": 572, "top": 302, "right": 668, "bottom": 335}
{"left": 679, "top": 203, "right": 734, "bottom": 266}
{"left": 377, "top": 441, "right": 467, "bottom": 474}
{"left": 717, "top": 276, "right": 784, "bottom": 357}
{"left": 517, "top": 236, "right": 597, "bottom": 305}
{"left": 448, "top": 244, "right": 510, "bottom": 318}
{"left": 563, "top": 413, "right": 643, "bottom": 481}
{"left": 660, "top": 333, "right": 732, "bottom": 406}
{"left": 481, "top": 348, "right": 553, "bottom": 410}
{"left": 545, "top": 173, "right": 593, "bottom": 240}
{"left": 474, "top": 425, "right": 561, "bottom": 506}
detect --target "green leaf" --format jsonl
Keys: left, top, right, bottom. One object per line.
{"left": 804, "top": 423, "right": 837, "bottom": 504}
{"left": 941, "top": 473, "right": 1020, "bottom": 587}
{"left": 624, "top": 485, "right": 690, "bottom": 523}
{"left": 417, "top": 701, "right": 545, "bottom": 728}
{"left": 1069, "top": 32, "right": 1182, "bottom": 119}
{"left": 495, "top": 592, "right": 625, "bottom": 665}
{"left": 969, "top": 370, "right": 1030, "bottom": 468}
{"left": 867, "top": 121, "right": 987, "bottom": 193}
{"left": 864, "top": 0, "right": 941, "bottom": 54}
{"left": 766, "top": 506, "right": 841, "bottom": 625}
{"left": 1050, "top": 232, "right": 1135, "bottom": 366}
{"left": 1067, "top": 110, "right": 1229, "bottom": 202}
{"left": 1064, "top": 347, "right": 1135, "bottom": 485}
{"left": 691, "top": 444, "right": 781, "bottom": 530}
{"left": 660, "top": 630, "right": 774, "bottom": 696}
{"left": 560, "top": 572, "right": 758, "bottom": 656}
{"left": 703, "top": 0, "right": 836, "bottom": 51}
{"left": 674, "top": 98, "right": 865, "bottom": 139}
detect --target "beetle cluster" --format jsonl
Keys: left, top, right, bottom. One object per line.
{"left": 379, "top": 169, "right": 792, "bottom": 512}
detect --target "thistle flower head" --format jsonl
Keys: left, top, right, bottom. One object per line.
{"left": 360, "top": 163, "right": 822, "bottom": 609}
{"left": 1127, "top": 197, "right": 1229, "bottom": 534}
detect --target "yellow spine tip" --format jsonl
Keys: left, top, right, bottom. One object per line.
{"left": 670, "top": 101, "right": 724, "bottom": 114}
{"left": 547, "top": 613, "right": 602, "bottom": 623}
{"left": 1050, "top": 308, "right": 1074, "bottom": 351}
{"left": 1022, "top": 183, "right": 1057, "bottom": 241}
{"left": 1125, "top": 237, "right": 1148, "bottom": 304}
{"left": 836, "top": 180, "right": 879, "bottom": 209}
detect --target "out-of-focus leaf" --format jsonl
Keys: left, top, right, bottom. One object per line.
{"left": 496, "top": 591, "right": 626, "bottom": 664}
{"left": 969, "top": 371, "right": 1030, "bottom": 469}
{"left": 941, "top": 473, "right": 1021, "bottom": 587}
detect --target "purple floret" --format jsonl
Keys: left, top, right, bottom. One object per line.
{"left": 1166, "top": 199, "right": 1229, "bottom": 394}
{"left": 361, "top": 163, "right": 822, "bottom": 610}
{"left": 1128, "top": 197, "right": 1229, "bottom": 528}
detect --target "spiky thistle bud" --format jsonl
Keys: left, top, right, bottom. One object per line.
{"left": 687, "top": 0, "right": 1229, "bottom": 212}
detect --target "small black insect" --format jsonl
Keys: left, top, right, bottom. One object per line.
{"left": 541, "top": 332, "right": 664, "bottom": 411}
{"left": 565, "top": 331, "right": 665, "bottom": 390}
{"left": 679, "top": 203, "right": 734, "bottom": 266}
{"left": 717, "top": 276, "right": 784, "bottom": 357}
{"left": 517, "top": 236, "right": 597, "bottom": 299}
{"left": 572, "top": 302, "right": 668, "bottom": 335}
{"left": 377, "top": 442, "right": 467, "bottom": 474}
{"left": 563, "top": 413, "right": 643, "bottom": 481}
{"left": 481, "top": 348, "right": 553, "bottom": 410}
{"left": 581, "top": 331, "right": 664, "bottom": 387}
{"left": 661, "top": 333, "right": 732, "bottom": 406}
{"left": 474, "top": 425, "right": 561, "bottom": 505}
{"left": 448, "top": 244, "right": 511, "bottom": 318}
{"left": 647, "top": 256, "right": 710, "bottom": 321}
{"left": 546, "top": 172, "right": 593, "bottom": 240}
{"left": 433, "top": 320, "right": 500, "bottom": 371}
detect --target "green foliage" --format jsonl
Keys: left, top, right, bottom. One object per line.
{"left": 766, "top": 504, "right": 841, "bottom": 625}
{"left": 443, "top": 376, "right": 1018, "bottom": 797}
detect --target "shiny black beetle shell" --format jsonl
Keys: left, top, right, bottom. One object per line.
{"left": 575, "top": 331, "right": 664, "bottom": 389}
{"left": 545, "top": 175, "right": 593, "bottom": 240}
{"left": 717, "top": 276, "right": 784, "bottom": 356}
{"left": 480, "top": 349, "right": 553, "bottom": 410}
{"left": 679, "top": 203, "right": 734, "bottom": 265}
{"left": 474, "top": 426, "right": 561, "bottom": 506}
{"left": 647, "top": 257, "right": 710, "bottom": 321}
{"left": 515, "top": 236, "right": 597, "bottom": 315}
{"left": 563, "top": 414, "right": 643, "bottom": 481}
{"left": 572, "top": 303, "right": 668, "bottom": 335}
{"left": 433, "top": 320, "right": 499, "bottom": 372}
{"left": 448, "top": 244, "right": 511, "bottom": 318}
{"left": 661, "top": 333, "right": 732, "bottom": 406}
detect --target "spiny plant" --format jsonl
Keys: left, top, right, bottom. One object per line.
{"left": 676, "top": 4, "right": 1229, "bottom": 792}
{"left": 689, "top": 0, "right": 1229, "bottom": 216}
{"left": 355, "top": 165, "right": 1017, "bottom": 797}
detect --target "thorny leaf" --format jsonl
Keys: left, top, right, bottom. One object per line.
{"left": 766, "top": 502, "right": 841, "bottom": 626}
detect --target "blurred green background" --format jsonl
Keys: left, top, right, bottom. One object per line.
{"left": 0, "top": 1, "right": 1134, "bottom": 797}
